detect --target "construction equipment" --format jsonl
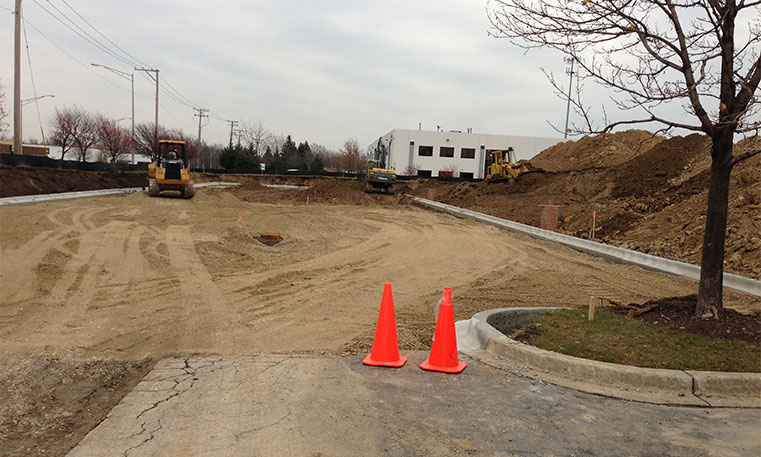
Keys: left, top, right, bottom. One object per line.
{"left": 148, "top": 140, "right": 195, "bottom": 198}
{"left": 365, "top": 137, "right": 397, "bottom": 195}
{"left": 485, "top": 147, "right": 541, "bottom": 183}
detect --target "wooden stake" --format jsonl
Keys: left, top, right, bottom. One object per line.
{"left": 588, "top": 295, "right": 597, "bottom": 321}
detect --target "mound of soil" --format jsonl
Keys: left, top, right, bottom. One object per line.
{"left": 530, "top": 129, "right": 664, "bottom": 172}
{"left": 0, "top": 167, "right": 147, "bottom": 198}
{"left": 620, "top": 295, "right": 761, "bottom": 344}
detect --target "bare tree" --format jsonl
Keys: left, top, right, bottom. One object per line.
{"left": 68, "top": 108, "right": 97, "bottom": 162}
{"left": 135, "top": 122, "right": 185, "bottom": 162}
{"left": 96, "top": 114, "right": 133, "bottom": 165}
{"left": 50, "top": 107, "right": 79, "bottom": 160}
{"left": 338, "top": 138, "right": 365, "bottom": 173}
{"left": 311, "top": 143, "right": 340, "bottom": 169}
{"left": 240, "top": 120, "right": 272, "bottom": 156}
{"left": 488, "top": 0, "right": 761, "bottom": 318}
{"left": 0, "top": 80, "right": 9, "bottom": 139}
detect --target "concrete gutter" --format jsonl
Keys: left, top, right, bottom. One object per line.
{"left": 410, "top": 196, "right": 761, "bottom": 298}
{"left": 261, "top": 184, "right": 310, "bottom": 190}
{"left": 0, "top": 182, "right": 240, "bottom": 208}
{"left": 195, "top": 182, "right": 241, "bottom": 189}
{"left": 456, "top": 308, "right": 761, "bottom": 407}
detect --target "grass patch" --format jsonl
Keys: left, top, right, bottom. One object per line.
{"left": 515, "top": 308, "right": 761, "bottom": 372}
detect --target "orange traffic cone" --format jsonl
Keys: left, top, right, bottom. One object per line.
{"left": 420, "top": 286, "right": 467, "bottom": 374}
{"left": 363, "top": 283, "right": 407, "bottom": 368}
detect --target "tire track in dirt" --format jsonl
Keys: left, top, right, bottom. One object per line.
{"left": 2, "top": 190, "right": 756, "bottom": 359}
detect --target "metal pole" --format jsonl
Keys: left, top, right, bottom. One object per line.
{"left": 131, "top": 73, "right": 135, "bottom": 164}
{"left": 13, "top": 0, "right": 22, "bottom": 155}
{"left": 564, "top": 59, "right": 574, "bottom": 139}
{"left": 136, "top": 68, "right": 160, "bottom": 156}
{"left": 154, "top": 70, "right": 159, "bottom": 155}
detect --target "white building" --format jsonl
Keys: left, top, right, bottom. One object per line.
{"left": 371, "top": 129, "right": 565, "bottom": 179}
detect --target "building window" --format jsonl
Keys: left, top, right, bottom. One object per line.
{"left": 418, "top": 145, "right": 433, "bottom": 157}
{"left": 460, "top": 172, "right": 474, "bottom": 179}
{"left": 461, "top": 148, "right": 475, "bottom": 159}
{"left": 440, "top": 146, "right": 454, "bottom": 157}
{"left": 417, "top": 169, "right": 432, "bottom": 178}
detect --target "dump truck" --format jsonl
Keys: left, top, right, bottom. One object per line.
{"left": 148, "top": 140, "right": 195, "bottom": 198}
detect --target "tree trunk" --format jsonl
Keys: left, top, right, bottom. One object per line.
{"left": 695, "top": 135, "right": 734, "bottom": 318}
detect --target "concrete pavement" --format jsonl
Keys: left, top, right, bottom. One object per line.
{"left": 67, "top": 353, "right": 761, "bottom": 457}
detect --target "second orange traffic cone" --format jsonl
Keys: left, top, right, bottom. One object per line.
{"left": 363, "top": 283, "right": 407, "bottom": 368}
{"left": 420, "top": 286, "right": 467, "bottom": 374}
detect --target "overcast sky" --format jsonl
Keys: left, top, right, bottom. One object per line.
{"left": 0, "top": 0, "right": 716, "bottom": 151}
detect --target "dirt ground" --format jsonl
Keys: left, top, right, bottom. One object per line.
{"left": 1, "top": 185, "right": 760, "bottom": 456}
{"left": 1, "top": 132, "right": 759, "bottom": 455}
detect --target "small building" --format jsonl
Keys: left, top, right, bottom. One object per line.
{"left": 370, "top": 129, "right": 564, "bottom": 179}
{"left": 0, "top": 140, "right": 50, "bottom": 156}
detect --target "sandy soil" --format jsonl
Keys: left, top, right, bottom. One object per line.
{"left": 2, "top": 186, "right": 759, "bottom": 456}
{"left": 3, "top": 189, "right": 757, "bottom": 359}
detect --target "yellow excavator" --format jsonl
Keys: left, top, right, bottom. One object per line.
{"left": 365, "top": 137, "right": 397, "bottom": 194}
{"left": 148, "top": 140, "right": 195, "bottom": 198}
{"left": 485, "top": 147, "right": 541, "bottom": 183}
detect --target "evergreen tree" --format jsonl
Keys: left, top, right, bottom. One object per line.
{"left": 309, "top": 155, "right": 325, "bottom": 174}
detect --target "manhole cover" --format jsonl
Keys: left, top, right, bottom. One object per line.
{"left": 256, "top": 233, "right": 283, "bottom": 246}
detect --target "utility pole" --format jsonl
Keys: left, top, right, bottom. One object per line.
{"left": 563, "top": 57, "right": 574, "bottom": 139}
{"left": 13, "top": 0, "right": 22, "bottom": 155}
{"left": 226, "top": 120, "right": 238, "bottom": 146}
{"left": 92, "top": 64, "right": 135, "bottom": 163}
{"left": 193, "top": 108, "right": 209, "bottom": 168}
{"left": 135, "top": 67, "right": 159, "bottom": 156}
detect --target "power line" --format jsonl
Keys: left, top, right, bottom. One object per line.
{"left": 22, "top": 16, "right": 151, "bottom": 98}
{"left": 30, "top": 0, "right": 134, "bottom": 67}
{"left": 58, "top": 0, "right": 149, "bottom": 68}
{"left": 26, "top": 1, "right": 232, "bottom": 133}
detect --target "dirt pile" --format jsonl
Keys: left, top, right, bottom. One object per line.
{"left": 530, "top": 130, "right": 664, "bottom": 172}
{"left": 0, "top": 167, "right": 147, "bottom": 198}
{"left": 433, "top": 132, "right": 760, "bottom": 278}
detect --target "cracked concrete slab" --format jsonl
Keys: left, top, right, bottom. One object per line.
{"left": 67, "top": 353, "right": 760, "bottom": 457}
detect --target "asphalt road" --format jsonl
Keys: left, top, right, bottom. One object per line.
{"left": 67, "top": 352, "right": 760, "bottom": 457}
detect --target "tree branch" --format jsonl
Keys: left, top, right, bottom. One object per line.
{"left": 729, "top": 147, "right": 761, "bottom": 167}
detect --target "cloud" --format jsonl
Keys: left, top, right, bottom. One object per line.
{"left": 3, "top": 0, "right": 584, "bottom": 150}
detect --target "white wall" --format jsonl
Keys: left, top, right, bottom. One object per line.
{"left": 375, "top": 129, "right": 564, "bottom": 178}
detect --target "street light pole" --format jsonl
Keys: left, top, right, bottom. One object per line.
{"left": 135, "top": 67, "right": 159, "bottom": 159}
{"left": 563, "top": 57, "right": 574, "bottom": 139}
{"left": 91, "top": 63, "right": 136, "bottom": 163}
{"left": 14, "top": 0, "right": 22, "bottom": 155}
{"left": 21, "top": 94, "right": 55, "bottom": 106}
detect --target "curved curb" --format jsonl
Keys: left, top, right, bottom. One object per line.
{"left": 0, "top": 182, "right": 241, "bottom": 208}
{"left": 410, "top": 196, "right": 761, "bottom": 298}
{"left": 456, "top": 308, "right": 761, "bottom": 408}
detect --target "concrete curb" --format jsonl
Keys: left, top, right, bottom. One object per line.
{"left": 0, "top": 187, "right": 143, "bottom": 207}
{"left": 410, "top": 196, "right": 761, "bottom": 298}
{"left": 195, "top": 181, "right": 241, "bottom": 189}
{"left": 456, "top": 308, "right": 761, "bottom": 407}
{"left": 0, "top": 182, "right": 240, "bottom": 208}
